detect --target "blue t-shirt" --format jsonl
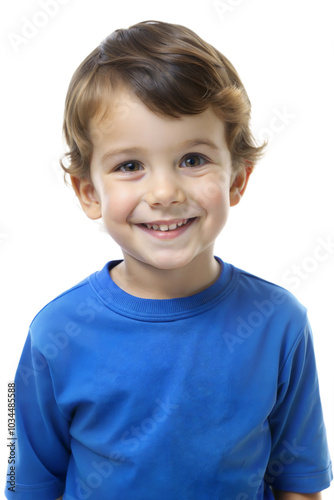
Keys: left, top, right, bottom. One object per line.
{"left": 5, "top": 258, "right": 332, "bottom": 499}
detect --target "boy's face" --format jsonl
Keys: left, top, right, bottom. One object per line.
{"left": 72, "top": 88, "right": 249, "bottom": 275}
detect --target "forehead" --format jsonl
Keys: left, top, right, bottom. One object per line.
{"left": 89, "top": 86, "right": 227, "bottom": 151}
{"left": 88, "top": 86, "right": 137, "bottom": 141}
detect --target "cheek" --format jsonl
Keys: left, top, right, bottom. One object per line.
{"left": 193, "top": 176, "right": 231, "bottom": 214}
{"left": 210, "top": 190, "right": 230, "bottom": 230}
{"left": 101, "top": 185, "right": 137, "bottom": 224}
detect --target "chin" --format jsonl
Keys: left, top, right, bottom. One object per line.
{"left": 145, "top": 253, "right": 198, "bottom": 272}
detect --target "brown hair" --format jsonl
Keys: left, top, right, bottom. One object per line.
{"left": 60, "top": 20, "right": 265, "bottom": 180}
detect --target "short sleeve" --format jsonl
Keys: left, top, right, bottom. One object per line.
{"left": 267, "top": 320, "right": 333, "bottom": 493}
{"left": 5, "top": 331, "right": 71, "bottom": 500}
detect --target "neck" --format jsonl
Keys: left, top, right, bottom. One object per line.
{"left": 110, "top": 250, "right": 221, "bottom": 299}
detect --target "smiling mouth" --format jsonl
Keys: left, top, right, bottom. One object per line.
{"left": 140, "top": 218, "right": 196, "bottom": 232}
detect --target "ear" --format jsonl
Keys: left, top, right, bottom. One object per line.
{"left": 70, "top": 175, "right": 102, "bottom": 220}
{"left": 229, "top": 163, "right": 253, "bottom": 207}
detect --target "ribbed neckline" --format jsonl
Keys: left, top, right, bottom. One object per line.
{"left": 89, "top": 257, "right": 238, "bottom": 321}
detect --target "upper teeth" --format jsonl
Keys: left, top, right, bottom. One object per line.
{"left": 144, "top": 219, "right": 189, "bottom": 231}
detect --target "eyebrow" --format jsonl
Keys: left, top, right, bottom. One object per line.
{"left": 101, "top": 147, "right": 145, "bottom": 164}
{"left": 101, "top": 138, "right": 220, "bottom": 164}
{"left": 177, "top": 138, "right": 221, "bottom": 151}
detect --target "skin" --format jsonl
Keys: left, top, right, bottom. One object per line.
{"left": 69, "top": 87, "right": 324, "bottom": 498}
{"left": 273, "top": 492, "right": 322, "bottom": 500}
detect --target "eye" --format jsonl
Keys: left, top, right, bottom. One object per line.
{"left": 180, "top": 154, "right": 207, "bottom": 168}
{"left": 115, "top": 161, "right": 143, "bottom": 172}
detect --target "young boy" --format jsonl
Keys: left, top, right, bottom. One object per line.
{"left": 6, "top": 20, "right": 332, "bottom": 500}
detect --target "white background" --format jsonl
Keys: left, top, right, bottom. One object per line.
{"left": 1, "top": 0, "right": 333, "bottom": 498}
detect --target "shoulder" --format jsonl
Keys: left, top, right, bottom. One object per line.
{"left": 28, "top": 264, "right": 109, "bottom": 349}
{"left": 228, "top": 264, "right": 308, "bottom": 339}
{"left": 233, "top": 265, "right": 307, "bottom": 316}
{"left": 30, "top": 277, "right": 89, "bottom": 322}
{"left": 224, "top": 263, "right": 311, "bottom": 370}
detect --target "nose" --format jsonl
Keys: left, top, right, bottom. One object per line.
{"left": 144, "top": 171, "right": 186, "bottom": 208}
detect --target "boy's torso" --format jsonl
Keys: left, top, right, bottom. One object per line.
{"left": 15, "top": 259, "right": 327, "bottom": 500}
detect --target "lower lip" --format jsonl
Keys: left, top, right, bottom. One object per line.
{"left": 135, "top": 218, "right": 197, "bottom": 240}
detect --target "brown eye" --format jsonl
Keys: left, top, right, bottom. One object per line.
{"left": 117, "top": 162, "right": 143, "bottom": 172}
{"left": 181, "top": 155, "right": 206, "bottom": 168}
